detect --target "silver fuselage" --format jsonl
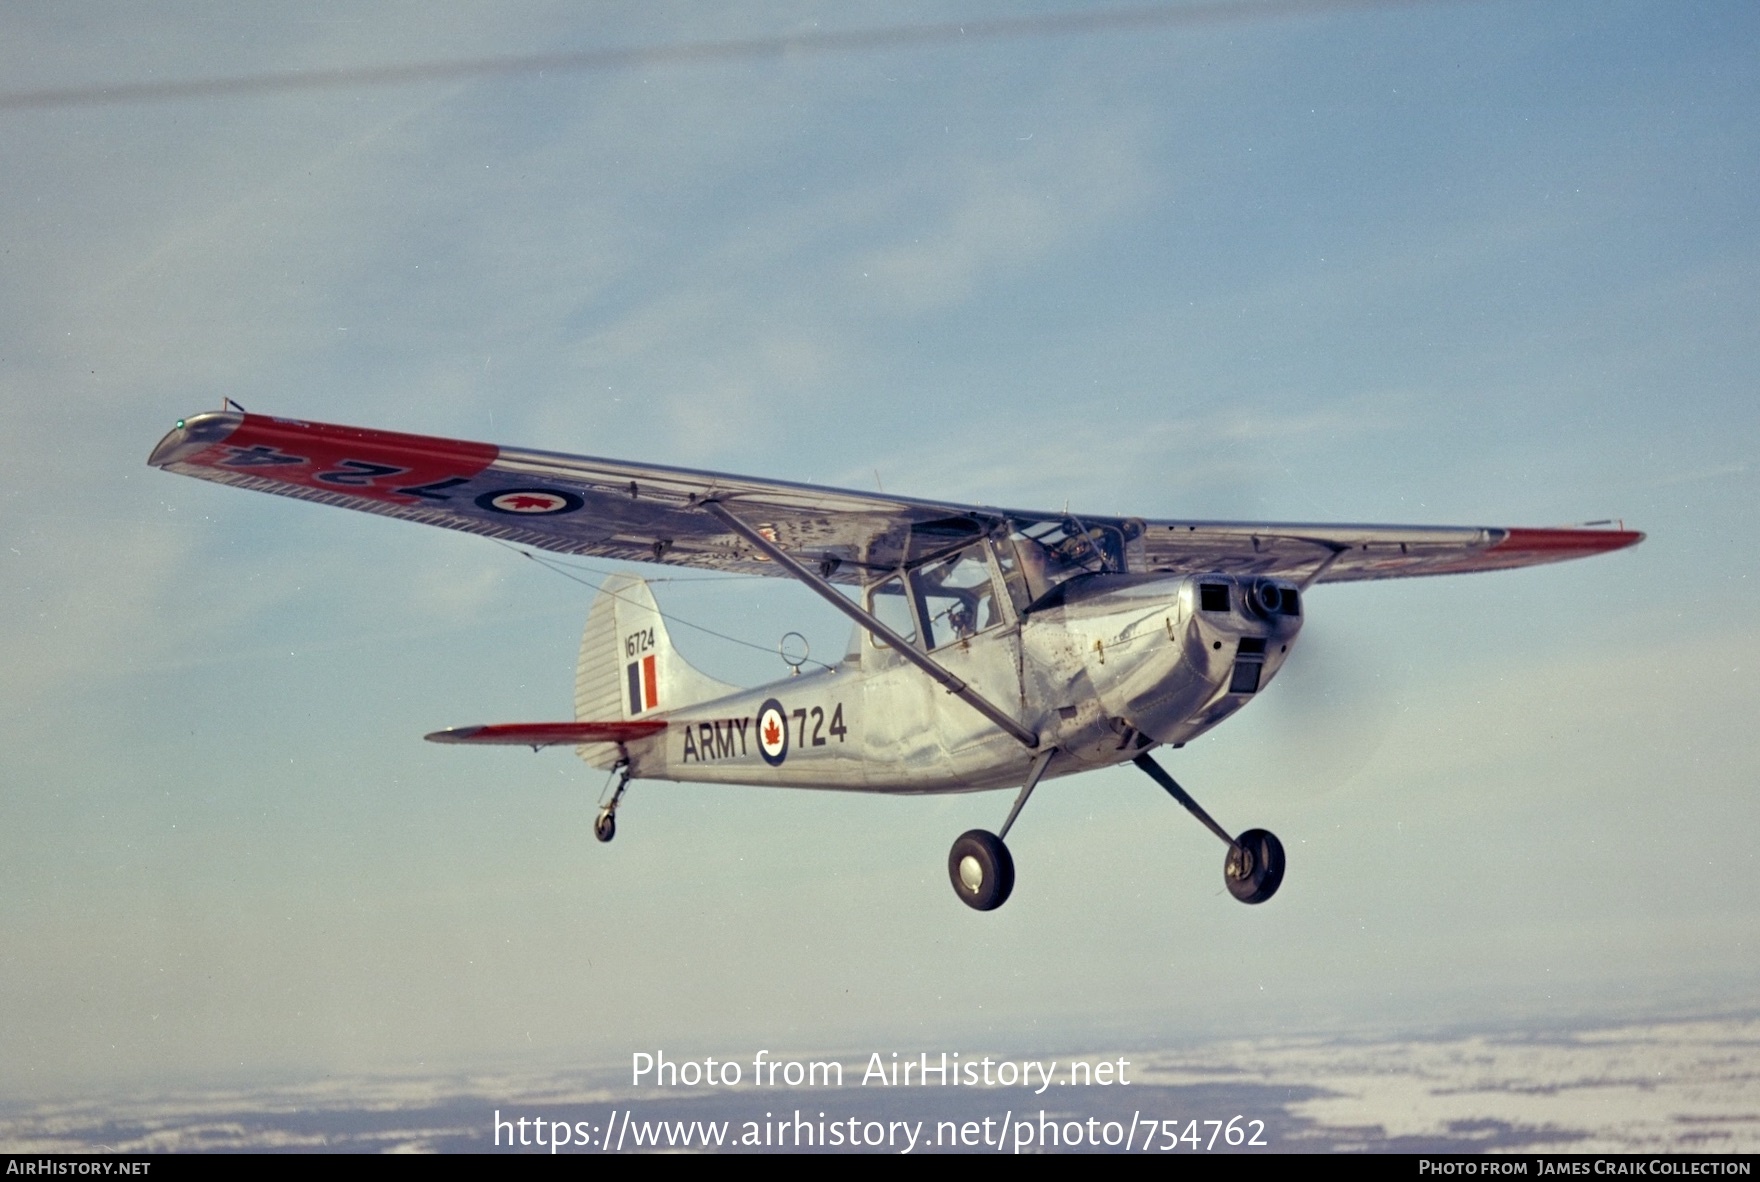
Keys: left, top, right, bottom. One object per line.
{"left": 624, "top": 573, "right": 1302, "bottom": 793}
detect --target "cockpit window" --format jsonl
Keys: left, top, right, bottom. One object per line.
{"left": 913, "top": 545, "right": 1001, "bottom": 650}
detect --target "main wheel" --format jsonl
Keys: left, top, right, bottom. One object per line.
{"left": 593, "top": 810, "right": 616, "bottom": 844}
{"left": 948, "top": 830, "right": 1015, "bottom": 911}
{"left": 1224, "top": 828, "right": 1284, "bottom": 904}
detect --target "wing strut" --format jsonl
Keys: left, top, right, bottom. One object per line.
{"left": 1296, "top": 541, "right": 1349, "bottom": 590}
{"left": 699, "top": 500, "right": 1039, "bottom": 750}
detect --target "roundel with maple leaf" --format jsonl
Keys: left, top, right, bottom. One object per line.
{"left": 756, "top": 698, "right": 789, "bottom": 767}
{"left": 475, "top": 488, "right": 584, "bottom": 515}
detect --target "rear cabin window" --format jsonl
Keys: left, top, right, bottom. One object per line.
{"left": 867, "top": 576, "right": 917, "bottom": 649}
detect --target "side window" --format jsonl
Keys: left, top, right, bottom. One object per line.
{"left": 915, "top": 546, "right": 1002, "bottom": 650}
{"left": 867, "top": 576, "right": 917, "bottom": 649}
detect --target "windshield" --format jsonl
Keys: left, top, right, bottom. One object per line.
{"left": 1010, "top": 518, "right": 1129, "bottom": 602}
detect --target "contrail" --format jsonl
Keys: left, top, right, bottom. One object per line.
{"left": 2, "top": 0, "right": 1464, "bottom": 112}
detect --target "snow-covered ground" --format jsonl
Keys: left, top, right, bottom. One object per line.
{"left": 4, "top": 1014, "right": 1755, "bottom": 1153}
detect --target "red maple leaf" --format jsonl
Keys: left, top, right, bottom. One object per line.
{"left": 506, "top": 494, "right": 556, "bottom": 510}
{"left": 764, "top": 718, "right": 781, "bottom": 747}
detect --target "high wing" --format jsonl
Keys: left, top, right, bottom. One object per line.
{"left": 149, "top": 411, "right": 1642, "bottom": 584}
{"left": 1136, "top": 521, "right": 1641, "bottom": 583}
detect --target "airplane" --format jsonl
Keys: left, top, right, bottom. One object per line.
{"left": 149, "top": 409, "right": 1643, "bottom": 911}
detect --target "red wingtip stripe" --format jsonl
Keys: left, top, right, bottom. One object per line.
{"left": 1491, "top": 527, "right": 1645, "bottom": 556}
{"left": 183, "top": 414, "right": 500, "bottom": 505}
{"left": 230, "top": 414, "right": 501, "bottom": 467}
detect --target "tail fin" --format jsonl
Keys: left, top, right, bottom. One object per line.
{"left": 575, "top": 573, "right": 740, "bottom": 727}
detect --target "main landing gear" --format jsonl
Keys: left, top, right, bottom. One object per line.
{"left": 594, "top": 760, "right": 631, "bottom": 844}
{"left": 1131, "top": 752, "right": 1285, "bottom": 905}
{"left": 946, "top": 749, "right": 1053, "bottom": 911}
{"left": 948, "top": 830, "right": 1014, "bottom": 911}
{"left": 945, "top": 750, "right": 1286, "bottom": 911}
{"left": 1224, "top": 828, "right": 1285, "bottom": 905}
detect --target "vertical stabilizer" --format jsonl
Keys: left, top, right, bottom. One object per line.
{"left": 575, "top": 573, "right": 741, "bottom": 728}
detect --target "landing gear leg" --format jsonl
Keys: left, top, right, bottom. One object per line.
{"left": 1131, "top": 752, "right": 1285, "bottom": 905}
{"left": 594, "top": 759, "right": 631, "bottom": 844}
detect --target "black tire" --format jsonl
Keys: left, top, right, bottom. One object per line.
{"left": 1224, "top": 828, "right": 1284, "bottom": 904}
{"left": 593, "top": 811, "right": 616, "bottom": 844}
{"left": 948, "top": 829, "right": 1015, "bottom": 911}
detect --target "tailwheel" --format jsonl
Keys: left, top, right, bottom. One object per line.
{"left": 593, "top": 760, "right": 630, "bottom": 844}
{"left": 1224, "top": 828, "right": 1285, "bottom": 904}
{"left": 948, "top": 829, "right": 1014, "bottom": 911}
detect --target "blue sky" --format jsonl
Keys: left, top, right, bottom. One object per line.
{"left": 1, "top": 1, "right": 1755, "bottom": 1101}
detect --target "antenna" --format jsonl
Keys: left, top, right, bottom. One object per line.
{"left": 779, "top": 631, "right": 810, "bottom": 676}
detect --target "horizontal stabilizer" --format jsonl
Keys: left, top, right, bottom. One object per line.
{"left": 424, "top": 720, "right": 667, "bottom": 747}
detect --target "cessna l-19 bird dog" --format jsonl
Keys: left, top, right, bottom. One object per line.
{"left": 150, "top": 412, "right": 1642, "bottom": 911}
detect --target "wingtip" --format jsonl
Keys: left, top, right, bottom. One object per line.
{"left": 423, "top": 726, "right": 483, "bottom": 744}
{"left": 1494, "top": 525, "right": 1646, "bottom": 557}
{"left": 148, "top": 409, "right": 243, "bottom": 467}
